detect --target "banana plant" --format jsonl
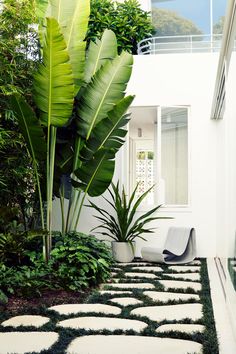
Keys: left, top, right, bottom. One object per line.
{"left": 10, "top": 0, "right": 134, "bottom": 260}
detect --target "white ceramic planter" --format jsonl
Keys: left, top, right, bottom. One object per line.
{"left": 111, "top": 241, "right": 136, "bottom": 263}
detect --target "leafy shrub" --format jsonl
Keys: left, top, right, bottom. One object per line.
{"left": 0, "top": 262, "right": 54, "bottom": 297}
{"left": 0, "top": 289, "right": 8, "bottom": 306}
{"left": 87, "top": 0, "right": 154, "bottom": 54}
{"left": 50, "top": 232, "right": 113, "bottom": 290}
{"left": 0, "top": 232, "right": 112, "bottom": 297}
{"left": 0, "top": 230, "right": 44, "bottom": 266}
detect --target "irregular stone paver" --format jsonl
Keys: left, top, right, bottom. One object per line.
{"left": 189, "top": 260, "right": 201, "bottom": 265}
{"left": 0, "top": 332, "right": 58, "bottom": 354}
{"left": 169, "top": 266, "right": 200, "bottom": 272}
{"left": 117, "top": 262, "right": 152, "bottom": 266}
{"left": 1, "top": 315, "right": 50, "bottom": 328}
{"left": 58, "top": 317, "right": 147, "bottom": 332}
{"left": 131, "top": 303, "right": 203, "bottom": 322}
{"left": 131, "top": 266, "right": 163, "bottom": 272}
{"left": 66, "top": 335, "right": 203, "bottom": 354}
{"left": 143, "top": 291, "right": 200, "bottom": 302}
{"left": 124, "top": 272, "right": 158, "bottom": 279}
{"left": 156, "top": 324, "right": 205, "bottom": 334}
{"left": 110, "top": 297, "right": 143, "bottom": 306}
{"left": 163, "top": 272, "right": 201, "bottom": 281}
{"left": 48, "top": 304, "right": 121, "bottom": 315}
{"left": 159, "top": 280, "right": 202, "bottom": 291}
{"left": 103, "top": 283, "right": 155, "bottom": 289}
{"left": 98, "top": 290, "right": 133, "bottom": 295}
{"left": 111, "top": 272, "right": 117, "bottom": 276}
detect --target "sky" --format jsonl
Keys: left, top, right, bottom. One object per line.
{"left": 152, "top": 0, "right": 227, "bottom": 34}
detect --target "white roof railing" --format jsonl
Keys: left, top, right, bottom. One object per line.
{"left": 137, "top": 34, "right": 223, "bottom": 55}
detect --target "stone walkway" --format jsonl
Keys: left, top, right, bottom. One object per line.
{"left": 0, "top": 259, "right": 212, "bottom": 353}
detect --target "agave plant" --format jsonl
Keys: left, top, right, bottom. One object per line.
{"left": 89, "top": 182, "right": 170, "bottom": 242}
{"left": 10, "top": 0, "right": 134, "bottom": 261}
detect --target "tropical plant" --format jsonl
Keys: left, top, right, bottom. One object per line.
{"left": 87, "top": 0, "right": 154, "bottom": 54}
{"left": 10, "top": 0, "right": 134, "bottom": 261}
{"left": 50, "top": 232, "right": 113, "bottom": 289}
{"left": 0, "top": 232, "right": 112, "bottom": 297}
{"left": 89, "top": 182, "right": 170, "bottom": 242}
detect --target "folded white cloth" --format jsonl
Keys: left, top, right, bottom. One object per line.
{"left": 141, "top": 227, "right": 196, "bottom": 264}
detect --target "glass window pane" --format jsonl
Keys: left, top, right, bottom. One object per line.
{"left": 129, "top": 107, "right": 157, "bottom": 205}
{"left": 161, "top": 107, "right": 188, "bottom": 205}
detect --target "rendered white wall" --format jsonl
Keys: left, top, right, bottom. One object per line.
{"left": 122, "top": 53, "right": 219, "bottom": 257}
{"left": 53, "top": 53, "right": 219, "bottom": 257}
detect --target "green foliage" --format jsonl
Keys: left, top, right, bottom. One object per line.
{"left": 89, "top": 182, "right": 170, "bottom": 242}
{"left": 0, "top": 262, "right": 53, "bottom": 297}
{"left": 0, "top": 232, "right": 112, "bottom": 297}
{"left": 0, "top": 230, "right": 44, "bottom": 266}
{"left": 87, "top": 0, "right": 154, "bottom": 54}
{"left": 152, "top": 8, "right": 203, "bottom": 37}
{"left": 0, "top": 289, "right": 8, "bottom": 306}
{"left": 50, "top": 232, "right": 113, "bottom": 289}
{"left": 12, "top": 1, "right": 134, "bottom": 248}
{"left": 0, "top": 0, "right": 41, "bottom": 232}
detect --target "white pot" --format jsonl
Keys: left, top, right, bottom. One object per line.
{"left": 111, "top": 241, "right": 136, "bottom": 263}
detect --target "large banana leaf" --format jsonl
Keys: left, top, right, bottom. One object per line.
{"left": 34, "top": 17, "right": 74, "bottom": 128}
{"left": 49, "top": 0, "right": 90, "bottom": 90}
{"left": 35, "top": 0, "right": 49, "bottom": 20}
{"left": 73, "top": 150, "right": 115, "bottom": 197}
{"left": 80, "top": 95, "right": 134, "bottom": 160}
{"left": 77, "top": 51, "right": 133, "bottom": 140}
{"left": 10, "top": 94, "right": 46, "bottom": 161}
{"left": 84, "top": 29, "right": 117, "bottom": 84}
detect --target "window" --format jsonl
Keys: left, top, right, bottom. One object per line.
{"left": 129, "top": 106, "right": 189, "bottom": 207}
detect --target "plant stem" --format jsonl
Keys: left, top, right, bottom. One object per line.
{"left": 66, "top": 136, "right": 82, "bottom": 232}
{"left": 46, "top": 126, "right": 57, "bottom": 261}
{"left": 59, "top": 184, "right": 65, "bottom": 236}
{"left": 74, "top": 191, "right": 87, "bottom": 230}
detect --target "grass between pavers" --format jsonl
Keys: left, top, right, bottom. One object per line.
{"left": 0, "top": 258, "right": 219, "bottom": 354}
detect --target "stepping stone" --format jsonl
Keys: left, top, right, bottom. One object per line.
{"left": 143, "top": 291, "right": 200, "bottom": 302}
{"left": 110, "top": 297, "right": 143, "bottom": 306}
{"left": 66, "top": 335, "right": 203, "bottom": 354}
{"left": 168, "top": 266, "right": 200, "bottom": 272}
{"left": 131, "top": 303, "right": 203, "bottom": 322}
{"left": 189, "top": 260, "right": 201, "bottom": 265}
{"left": 163, "top": 272, "right": 201, "bottom": 281}
{"left": 124, "top": 272, "right": 158, "bottom": 279}
{"left": 156, "top": 324, "right": 205, "bottom": 334}
{"left": 112, "top": 268, "right": 122, "bottom": 271}
{"left": 103, "top": 283, "right": 155, "bottom": 290}
{"left": 117, "top": 262, "right": 152, "bottom": 266}
{"left": 131, "top": 266, "right": 163, "bottom": 272}
{"left": 0, "top": 332, "right": 58, "bottom": 354}
{"left": 98, "top": 290, "right": 133, "bottom": 295}
{"left": 58, "top": 316, "right": 147, "bottom": 332}
{"left": 1, "top": 315, "right": 50, "bottom": 328}
{"left": 48, "top": 304, "right": 121, "bottom": 315}
{"left": 159, "top": 280, "right": 202, "bottom": 291}
{"left": 111, "top": 272, "right": 117, "bottom": 276}
{"left": 108, "top": 278, "right": 120, "bottom": 283}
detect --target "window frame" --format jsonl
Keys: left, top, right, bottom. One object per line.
{"left": 126, "top": 105, "right": 191, "bottom": 211}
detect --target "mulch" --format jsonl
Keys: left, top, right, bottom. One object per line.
{"left": 3, "top": 289, "right": 91, "bottom": 314}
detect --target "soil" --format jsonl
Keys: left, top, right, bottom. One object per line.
{"left": 4, "top": 288, "right": 92, "bottom": 314}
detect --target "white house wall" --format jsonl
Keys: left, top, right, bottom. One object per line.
{"left": 53, "top": 53, "right": 220, "bottom": 258}
{"left": 123, "top": 53, "right": 219, "bottom": 257}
